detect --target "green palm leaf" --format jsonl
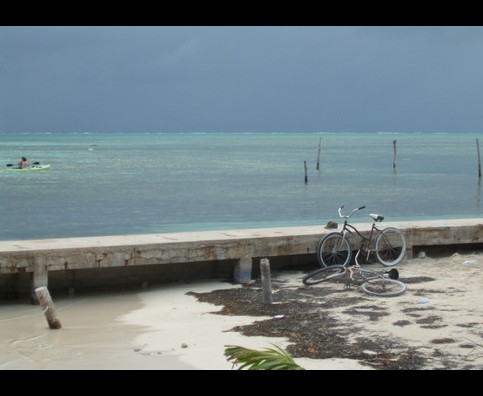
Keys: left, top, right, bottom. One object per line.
{"left": 224, "top": 344, "right": 304, "bottom": 370}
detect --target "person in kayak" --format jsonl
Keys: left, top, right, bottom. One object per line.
{"left": 17, "top": 157, "right": 29, "bottom": 169}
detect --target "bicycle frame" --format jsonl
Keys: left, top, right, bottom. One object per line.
{"left": 338, "top": 206, "right": 383, "bottom": 265}
{"left": 302, "top": 261, "right": 406, "bottom": 296}
{"left": 316, "top": 205, "right": 406, "bottom": 268}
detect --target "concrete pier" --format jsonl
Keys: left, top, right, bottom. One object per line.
{"left": 1, "top": 218, "right": 482, "bottom": 299}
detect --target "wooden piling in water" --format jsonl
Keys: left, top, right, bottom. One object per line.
{"left": 316, "top": 137, "right": 322, "bottom": 170}
{"left": 35, "top": 287, "right": 62, "bottom": 329}
{"left": 393, "top": 139, "right": 397, "bottom": 168}
{"left": 304, "top": 161, "right": 308, "bottom": 184}
{"left": 260, "top": 258, "right": 273, "bottom": 304}
{"left": 477, "top": 138, "right": 481, "bottom": 178}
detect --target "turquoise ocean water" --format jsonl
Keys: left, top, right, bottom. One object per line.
{"left": 1, "top": 132, "right": 482, "bottom": 241}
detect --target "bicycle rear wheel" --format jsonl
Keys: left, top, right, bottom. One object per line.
{"left": 302, "top": 265, "right": 346, "bottom": 286}
{"left": 375, "top": 227, "right": 406, "bottom": 267}
{"left": 361, "top": 278, "right": 407, "bottom": 297}
{"left": 316, "top": 232, "right": 352, "bottom": 267}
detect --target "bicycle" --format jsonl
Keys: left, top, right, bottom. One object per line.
{"left": 302, "top": 263, "right": 407, "bottom": 297}
{"left": 316, "top": 205, "right": 406, "bottom": 268}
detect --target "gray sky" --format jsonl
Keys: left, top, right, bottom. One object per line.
{"left": 1, "top": 26, "right": 483, "bottom": 133}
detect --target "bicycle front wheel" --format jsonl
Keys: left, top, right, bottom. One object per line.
{"left": 302, "top": 265, "right": 346, "bottom": 286}
{"left": 361, "top": 278, "right": 407, "bottom": 297}
{"left": 375, "top": 227, "right": 406, "bottom": 267}
{"left": 316, "top": 232, "right": 352, "bottom": 267}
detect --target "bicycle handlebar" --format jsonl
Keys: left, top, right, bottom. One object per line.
{"left": 338, "top": 205, "right": 366, "bottom": 219}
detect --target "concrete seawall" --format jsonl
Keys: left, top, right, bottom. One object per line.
{"left": 1, "top": 218, "right": 482, "bottom": 300}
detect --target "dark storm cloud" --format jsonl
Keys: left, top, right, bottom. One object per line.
{"left": 1, "top": 26, "right": 483, "bottom": 133}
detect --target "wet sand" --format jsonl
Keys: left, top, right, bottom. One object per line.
{"left": 0, "top": 251, "right": 481, "bottom": 370}
{"left": 0, "top": 280, "right": 367, "bottom": 370}
{"left": 0, "top": 291, "right": 192, "bottom": 369}
{"left": 0, "top": 282, "right": 285, "bottom": 370}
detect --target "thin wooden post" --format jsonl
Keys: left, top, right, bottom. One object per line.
{"left": 260, "top": 258, "right": 273, "bottom": 304}
{"left": 477, "top": 138, "right": 482, "bottom": 178}
{"left": 35, "top": 287, "right": 62, "bottom": 329}
{"left": 316, "top": 137, "right": 322, "bottom": 170}
{"left": 392, "top": 139, "right": 397, "bottom": 168}
{"left": 304, "top": 160, "right": 308, "bottom": 184}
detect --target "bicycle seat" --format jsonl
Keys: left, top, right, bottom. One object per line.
{"left": 370, "top": 214, "right": 384, "bottom": 222}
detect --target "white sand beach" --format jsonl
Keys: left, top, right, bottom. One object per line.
{"left": 0, "top": 251, "right": 481, "bottom": 370}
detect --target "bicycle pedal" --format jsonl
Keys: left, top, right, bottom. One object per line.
{"left": 385, "top": 268, "right": 399, "bottom": 280}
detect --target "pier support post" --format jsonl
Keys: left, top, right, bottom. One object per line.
{"left": 260, "top": 258, "right": 273, "bottom": 304}
{"left": 234, "top": 256, "right": 252, "bottom": 283}
{"left": 31, "top": 258, "right": 48, "bottom": 305}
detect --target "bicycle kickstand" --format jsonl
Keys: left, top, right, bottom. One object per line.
{"left": 354, "top": 249, "right": 362, "bottom": 267}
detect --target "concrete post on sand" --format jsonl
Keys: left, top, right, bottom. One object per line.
{"left": 35, "top": 286, "right": 62, "bottom": 329}
{"left": 260, "top": 258, "right": 273, "bottom": 304}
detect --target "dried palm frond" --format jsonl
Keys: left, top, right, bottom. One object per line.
{"left": 224, "top": 344, "right": 304, "bottom": 370}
